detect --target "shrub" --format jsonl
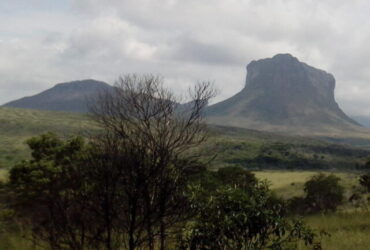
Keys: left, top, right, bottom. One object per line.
{"left": 179, "top": 182, "right": 318, "bottom": 249}
{"left": 216, "top": 166, "right": 257, "bottom": 190}
{"left": 304, "top": 173, "right": 344, "bottom": 213}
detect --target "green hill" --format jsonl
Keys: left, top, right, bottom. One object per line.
{"left": 0, "top": 107, "right": 95, "bottom": 167}
{"left": 1, "top": 107, "right": 369, "bottom": 170}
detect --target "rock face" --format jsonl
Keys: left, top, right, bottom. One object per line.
{"left": 3, "top": 79, "right": 112, "bottom": 113}
{"left": 207, "top": 54, "right": 361, "bottom": 134}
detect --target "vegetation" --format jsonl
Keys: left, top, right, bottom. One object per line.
{"left": 2, "top": 77, "right": 370, "bottom": 249}
{"left": 301, "top": 212, "right": 370, "bottom": 250}
{"left": 289, "top": 174, "right": 345, "bottom": 214}
{"left": 202, "top": 126, "right": 370, "bottom": 170}
{"left": 1, "top": 107, "right": 370, "bottom": 171}
{"left": 179, "top": 180, "right": 317, "bottom": 249}
{"left": 0, "top": 75, "right": 324, "bottom": 250}
{"left": 7, "top": 134, "right": 91, "bottom": 249}
{"left": 359, "top": 158, "right": 370, "bottom": 192}
{"left": 3, "top": 167, "right": 370, "bottom": 249}
{"left": 0, "top": 107, "right": 94, "bottom": 167}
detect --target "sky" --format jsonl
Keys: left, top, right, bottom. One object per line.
{"left": 1, "top": 0, "right": 370, "bottom": 116}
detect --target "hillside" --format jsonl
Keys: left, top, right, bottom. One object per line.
{"left": 1, "top": 107, "right": 369, "bottom": 170}
{"left": 206, "top": 54, "right": 369, "bottom": 137}
{"left": 2, "top": 79, "right": 111, "bottom": 113}
{"left": 0, "top": 107, "right": 95, "bottom": 167}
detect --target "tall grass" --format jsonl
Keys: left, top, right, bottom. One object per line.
{"left": 299, "top": 212, "right": 370, "bottom": 250}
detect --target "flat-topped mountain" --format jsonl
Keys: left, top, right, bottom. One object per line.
{"left": 207, "top": 54, "right": 365, "bottom": 135}
{"left": 3, "top": 79, "right": 112, "bottom": 113}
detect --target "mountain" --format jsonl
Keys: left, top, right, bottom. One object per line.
{"left": 3, "top": 79, "right": 112, "bottom": 113}
{"left": 207, "top": 54, "right": 366, "bottom": 136}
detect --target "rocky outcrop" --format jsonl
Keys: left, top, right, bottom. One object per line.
{"left": 207, "top": 54, "right": 362, "bottom": 134}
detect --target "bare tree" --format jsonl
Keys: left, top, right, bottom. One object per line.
{"left": 89, "top": 74, "right": 215, "bottom": 249}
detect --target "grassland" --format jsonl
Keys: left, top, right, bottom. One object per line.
{"left": 254, "top": 170, "right": 361, "bottom": 199}
{"left": 301, "top": 212, "right": 370, "bottom": 250}
{"left": 0, "top": 107, "right": 95, "bottom": 167}
{"left": 255, "top": 170, "right": 370, "bottom": 250}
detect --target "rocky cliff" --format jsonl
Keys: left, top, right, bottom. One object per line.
{"left": 207, "top": 54, "right": 362, "bottom": 135}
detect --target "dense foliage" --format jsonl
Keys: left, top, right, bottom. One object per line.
{"left": 179, "top": 182, "right": 317, "bottom": 249}
{"left": 289, "top": 174, "right": 344, "bottom": 214}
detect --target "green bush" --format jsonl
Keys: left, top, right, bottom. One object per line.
{"left": 304, "top": 174, "right": 344, "bottom": 213}
{"left": 216, "top": 166, "right": 257, "bottom": 190}
{"left": 288, "top": 173, "right": 344, "bottom": 214}
{"left": 179, "top": 181, "right": 318, "bottom": 249}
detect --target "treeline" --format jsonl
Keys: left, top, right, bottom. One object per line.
{"left": 208, "top": 140, "right": 368, "bottom": 170}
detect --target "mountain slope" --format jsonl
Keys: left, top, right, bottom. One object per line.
{"left": 207, "top": 54, "right": 365, "bottom": 135}
{"left": 3, "top": 79, "right": 112, "bottom": 113}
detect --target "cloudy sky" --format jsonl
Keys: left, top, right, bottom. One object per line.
{"left": 1, "top": 0, "right": 370, "bottom": 116}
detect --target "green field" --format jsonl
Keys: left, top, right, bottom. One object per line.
{"left": 254, "top": 170, "right": 361, "bottom": 199}
{"left": 301, "top": 212, "right": 370, "bottom": 250}
{"left": 254, "top": 171, "right": 370, "bottom": 250}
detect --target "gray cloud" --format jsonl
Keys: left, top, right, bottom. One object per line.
{"left": 1, "top": 0, "right": 370, "bottom": 116}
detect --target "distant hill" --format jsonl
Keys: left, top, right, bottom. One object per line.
{"left": 3, "top": 79, "right": 112, "bottom": 113}
{"left": 207, "top": 54, "right": 367, "bottom": 136}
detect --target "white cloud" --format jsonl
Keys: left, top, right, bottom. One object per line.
{"left": 1, "top": 0, "right": 370, "bottom": 117}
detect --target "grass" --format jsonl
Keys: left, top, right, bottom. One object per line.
{"left": 299, "top": 212, "right": 370, "bottom": 250}
{"left": 255, "top": 170, "right": 370, "bottom": 249}
{"left": 254, "top": 170, "right": 361, "bottom": 199}
{"left": 0, "top": 107, "right": 96, "bottom": 167}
